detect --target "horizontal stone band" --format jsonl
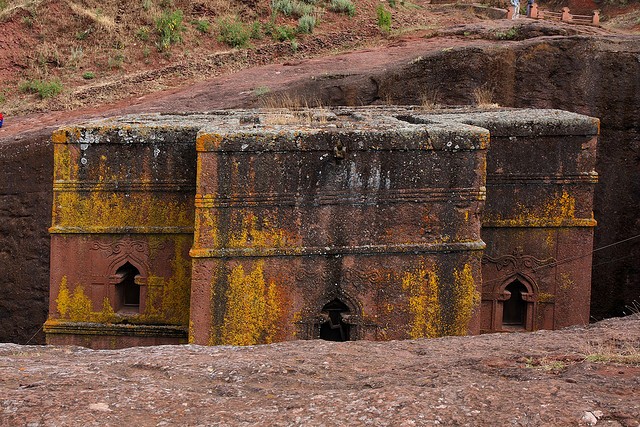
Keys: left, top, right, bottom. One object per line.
{"left": 482, "top": 219, "right": 597, "bottom": 228}
{"left": 49, "top": 226, "right": 194, "bottom": 234}
{"left": 195, "top": 188, "right": 486, "bottom": 208}
{"left": 43, "top": 321, "right": 188, "bottom": 337}
{"left": 54, "top": 181, "right": 195, "bottom": 192}
{"left": 189, "top": 241, "right": 486, "bottom": 258}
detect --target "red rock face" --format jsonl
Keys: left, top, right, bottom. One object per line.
{"left": 42, "top": 108, "right": 598, "bottom": 349}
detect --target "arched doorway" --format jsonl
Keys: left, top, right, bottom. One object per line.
{"left": 502, "top": 279, "right": 528, "bottom": 329}
{"left": 115, "top": 262, "right": 140, "bottom": 313}
{"left": 319, "top": 299, "right": 350, "bottom": 341}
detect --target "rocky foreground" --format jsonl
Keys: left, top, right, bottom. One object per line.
{"left": 1, "top": 315, "right": 639, "bottom": 426}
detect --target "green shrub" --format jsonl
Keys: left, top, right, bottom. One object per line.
{"left": 250, "top": 21, "right": 262, "bottom": 39}
{"left": 192, "top": 19, "right": 211, "bottom": 33}
{"left": 271, "top": 24, "right": 296, "bottom": 41}
{"left": 19, "top": 79, "right": 63, "bottom": 99}
{"left": 108, "top": 53, "right": 125, "bottom": 69}
{"left": 376, "top": 5, "right": 391, "bottom": 32}
{"left": 297, "top": 14, "right": 316, "bottom": 34}
{"left": 217, "top": 17, "right": 251, "bottom": 48}
{"left": 272, "top": 0, "right": 293, "bottom": 15}
{"left": 291, "top": 1, "right": 313, "bottom": 17}
{"left": 329, "top": 0, "right": 355, "bottom": 16}
{"left": 142, "top": 0, "right": 153, "bottom": 11}
{"left": 290, "top": 39, "right": 299, "bottom": 52}
{"left": 0, "top": 0, "right": 7, "bottom": 11}
{"left": 82, "top": 71, "right": 96, "bottom": 79}
{"left": 155, "top": 9, "right": 185, "bottom": 51}
{"left": 388, "top": 0, "right": 396, "bottom": 7}
{"left": 272, "top": 0, "right": 314, "bottom": 17}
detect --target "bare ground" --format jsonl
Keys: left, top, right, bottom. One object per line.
{"left": 1, "top": 315, "right": 639, "bottom": 426}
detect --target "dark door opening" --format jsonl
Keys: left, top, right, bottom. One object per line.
{"left": 502, "top": 280, "right": 527, "bottom": 328}
{"left": 115, "top": 262, "right": 140, "bottom": 312}
{"left": 320, "top": 299, "right": 350, "bottom": 341}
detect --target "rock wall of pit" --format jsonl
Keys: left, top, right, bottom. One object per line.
{"left": 1, "top": 34, "right": 639, "bottom": 343}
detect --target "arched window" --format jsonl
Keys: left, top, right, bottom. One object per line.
{"left": 115, "top": 262, "right": 140, "bottom": 313}
{"left": 502, "top": 279, "right": 528, "bottom": 328}
{"left": 320, "top": 299, "right": 350, "bottom": 342}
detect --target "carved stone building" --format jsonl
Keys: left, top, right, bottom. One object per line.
{"left": 44, "top": 108, "right": 599, "bottom": 348}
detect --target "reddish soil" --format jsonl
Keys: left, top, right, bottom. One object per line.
{"left": 1, "top": 315, "right": 638, "bottom": 426}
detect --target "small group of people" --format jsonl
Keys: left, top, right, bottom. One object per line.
{"left": 0, "top": 112, "right": 3, "bottom": 128}
{"left": 511, "top": 0, "right": 535, "bottom": 19}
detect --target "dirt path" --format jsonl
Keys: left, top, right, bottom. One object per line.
{"left": 1, "top": 315, "right": 638, "bottom": 426}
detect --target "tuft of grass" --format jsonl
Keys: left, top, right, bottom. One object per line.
{"left": 82, "top": 71, "right": 95, "bottom": 79}
{"left": 192, "top": 19, "right": 211, "bottom": 33}
{"left": 142, "top": 0, "right": 153, "bottom": 11}
{"left": 217, "top": 17, "right": 252, "bottom": 48}
{"left": 494, "top": 26, "right": 519, "bottom": 40}
{"left": 108, "top": 53, "right": 125, "bottom": 69}
{"left": 68, "top": 46, "right": 84, "bottom": 68}
{"left": 419, "top": 89, "right": 441, "bottom": 111}
{"left": 473, "top": 87, "right": 499, "bottom": 108}
{"left": 329, "top": 0, "right": 356, "bottom": 16}
{"left": 524, "top": 357, "right": 567, "bottom": 372}
{"left": 155, "top": 9, "right": 186, "bottom": 51}
{"left": 19, "top": 79, "right": 63, "bottom": 99}
{"left": 297, "top": 14, "right": 316, "bottom": 34}
{"left": 376, "top": 5, "right": 391, "bottom": 33}
{"left": 0, "top": 0, "right": 7, "bottom": 11}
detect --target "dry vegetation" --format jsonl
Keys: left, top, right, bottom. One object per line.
{"left": 0, "top": 0, "right": 638, "bottom": 116}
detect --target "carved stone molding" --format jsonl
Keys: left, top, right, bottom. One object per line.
{"left": 482, "top": 247, "right": 556, "bottom": 274}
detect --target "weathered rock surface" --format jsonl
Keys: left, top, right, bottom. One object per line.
{"left": 1, "top": 315, "right": 639, "bottom": 426}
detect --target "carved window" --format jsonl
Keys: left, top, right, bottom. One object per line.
{"left": 115, "top": 262, "right": 140, "bottom": 313}
{"left": 319, "top": 299, "right": 350, "bottom": 342}
{"left": 502, "top": 280, "right": 527, "bottom": 328}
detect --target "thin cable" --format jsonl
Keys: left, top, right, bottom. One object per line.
{"left": 25, "top": 325, "right": 43, "bottom": 345}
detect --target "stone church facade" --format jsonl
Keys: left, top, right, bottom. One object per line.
{"left": 43, "top": 107, "right": 599, "bottom": 348}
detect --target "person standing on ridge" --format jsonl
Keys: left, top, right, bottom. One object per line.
{"left": 0, "top": 112, "right": 4, "bottom": 128}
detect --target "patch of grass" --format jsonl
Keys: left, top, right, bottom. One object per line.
{"left": 0, "top": 94, "right": 6, "bottom": 104}
{"left": 494, "top": 26, "right": 519, "bottom": 40}
{"left": 250, "top": 21, "right": 263, "bottom": 39}
{"left": 254, "top": 86, "right": 271, "bottom": 97}
{"left": 136, "top": 26, "right": 151, "bottom": 41}
{"left": 217, "top": 17, "right": 252, "bottom": 48}
{"left": 21, "top": 15, "right": 34, "bottom": 27}
{"left": 329, "top": 0, "right": 356, "bottom": 16}
{"left": 19, "top": 79, "right": 63, "bottom": 99}
{"left": 297, "top": 14, "right": 316, "bottom": 34}
{"left": 376, "top": 5, "right": 391, "bottom": 33}
{"left": 76, "top": 28, "right": 92, "bottom": 40}
{"left": 82, "top": 71, "right": 95, "bottom": 79}
{"left": 192, "top": 19, "right": 211, "bottom": 33}
{"left": 524, "top": 357, "right": 567, "bottom": 372}
{"left": 142, "top": 0, "right": 153, "bottom": 11}
{"left": 290, "top": 38, "right": 299, "bottom": 52}
{"left": 583, "top": 338, "right": 640, "bottom": 365}
{"left": 155, "top": 9, "right": 186, "bottom": 51}
{"left": 0, "top": 0, "right": 7, "bottom": 11}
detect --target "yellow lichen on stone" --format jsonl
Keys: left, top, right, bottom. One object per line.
{"left": 196, "top": 133, "right": 223, "bottom": 151}
{"left": 51, "top": 129, "right": 68, "bottom": 144}
{"left": 161, "top": 236, "right": 192, "bottom": 324}
{"left": 227, "top": 213, "right": 293, "bottom": 249}
{"left": 52, "top": 190, "right": 192, "bottom": 229}
{"left": 401, "top": 266, "right": 440, "bottom": 339}
{"left": 221, "top": 261, "right": 282, "bottom": 345}
{"left": 445, "top": 263, "right": 480, "bottom": 336}
{"left": 55, "top": 277, "right": 92, "bottom": 322}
